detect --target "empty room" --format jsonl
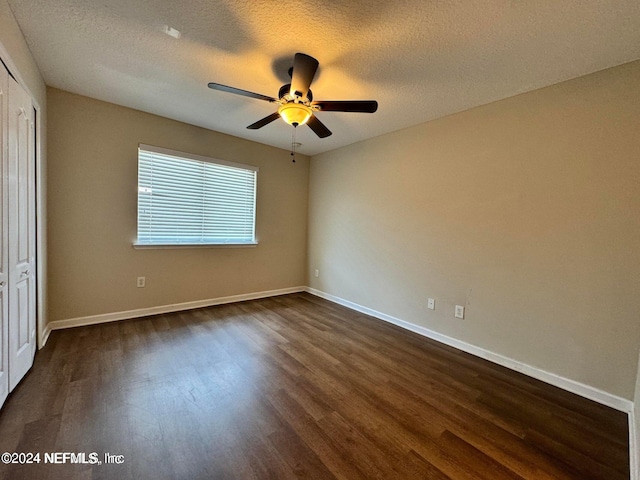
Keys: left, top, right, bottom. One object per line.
{"left": 0, "top": 1, "right": 639, "bottom": 479}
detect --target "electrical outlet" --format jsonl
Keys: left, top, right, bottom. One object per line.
{"left": 427, "top": 298, "right": 435, "bottom": 310}
{"left": 314, "top": 269, "right": 319, "bottom": 278}
{"left": 137, "top": 276, "right": 146, "bottom": 288}
{"left": 455, "top": 305, "right": 465, "bottom": 319}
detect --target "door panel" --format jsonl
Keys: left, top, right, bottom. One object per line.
{"left": 16, "top": 281, "right": 29, "bottom": 348}
{"left": 8, "top": 77, "right": 35, "bottom": 392}
{"left": 0, "top": 63, "right": 8, "bottom": 408}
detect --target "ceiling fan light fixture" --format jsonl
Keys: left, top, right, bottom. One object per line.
{"left": 208, "top": 52, "right": 377, "bottom": 139}
{"left": 278, "top": 103, "right": 312, "bottom": 127}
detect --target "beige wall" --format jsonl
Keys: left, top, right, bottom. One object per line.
{"left": 308, "top": 60, "right": 640, "bottom": 400}
{"left": 47, "top": 88, "right": 309, "bottom": 322}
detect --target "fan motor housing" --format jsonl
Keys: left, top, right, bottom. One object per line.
{"left": 279, "top": 83, "right": 312, "bottom": 102}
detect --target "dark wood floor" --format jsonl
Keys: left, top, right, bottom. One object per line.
{"left": 0, "top": 293, "right": 629, "bottom": 479}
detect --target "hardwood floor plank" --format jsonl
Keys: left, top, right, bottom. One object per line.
{"left": 438, "top": 430, "right": 525, "bottom": 480}
{"left": 267, "top": 425, "right": 340, "bottom": 480}
{"left": 387, "top": 380, "right": 577, "bottom": 480}
{"left": 267, "top": 388, "right": 371, "bottom": 480}
{"left": 478, "top": 386, "right": 629, "bottom": 471}
{"left": 524, "top": 428, "right": 628, "bottom": 480}
{"left": 315, "top": 411, "right": 400, "bottom": 479}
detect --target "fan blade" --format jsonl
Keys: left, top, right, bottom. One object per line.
{"left": 289, "top": 53, "right": 319, "bottom": 100}
{"left": 312, "top": 100, "right": 378, "bottom": 113}
{"left": 247, "top": 112, "right": 281, "bottom": 130}
{"left": 307, "top": 114, "right": 332, "bottom": 138}
{"left": 208, "top": 82, "right": 276, "bottom": 102}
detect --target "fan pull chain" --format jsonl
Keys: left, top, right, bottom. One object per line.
{"left": 290, "top": 126, "right": 297, "bottom": 163}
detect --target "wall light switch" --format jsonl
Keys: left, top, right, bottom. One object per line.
{"left": 427, "top": 298, "right": 435, "bottom": 310}
{"left": 455, "top": 305, "right": 465, "bottom": 319}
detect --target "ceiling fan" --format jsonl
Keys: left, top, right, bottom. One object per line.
{"left": 207, "top": 53, "right": 378, "bottom": 138}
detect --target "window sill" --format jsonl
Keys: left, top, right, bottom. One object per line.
{"left": 133, "top": 242, "right": 258, "bottom": 250}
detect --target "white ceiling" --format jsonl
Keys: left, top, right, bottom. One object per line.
{"left": 7, "top": 0, "right": 640, "bottom": 156}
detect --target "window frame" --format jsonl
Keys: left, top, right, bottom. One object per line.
{"left": 133, "top": 144, "right": 259, "bottom": 249}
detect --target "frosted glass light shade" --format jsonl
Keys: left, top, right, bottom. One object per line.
{"left": 278, "top": 103, "right": 312, "bottom": 126}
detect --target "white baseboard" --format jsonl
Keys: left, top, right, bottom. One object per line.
{"left": 305, "top": 287, "right": 633, "bottom": 414}
{"left": 40, "top": 324, "right": 52, "bottom": 348}
{"left": 46, "top": 286, "right": 306, "bottom": 332}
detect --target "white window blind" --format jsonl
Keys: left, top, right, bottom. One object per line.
{"left": 136, "top": 144, "right": 258, "bottom": 246}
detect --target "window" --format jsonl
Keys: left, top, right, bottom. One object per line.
{"left": 135, "top": 144, "right": 258, "bottom": 247}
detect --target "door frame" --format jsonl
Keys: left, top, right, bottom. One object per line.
{"left": 0, "top": 45, "right": 46, "bottom": 349}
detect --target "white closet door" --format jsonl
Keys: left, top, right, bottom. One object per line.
{"left": 0, "top": 64, "right": 9, "bottom": 406}
{"left": 7, "top": 75, "right": 35, "bottom": 392}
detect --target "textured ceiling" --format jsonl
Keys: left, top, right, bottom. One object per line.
{"left": 7, "top": 0, "right": 640, "bottom": 155}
